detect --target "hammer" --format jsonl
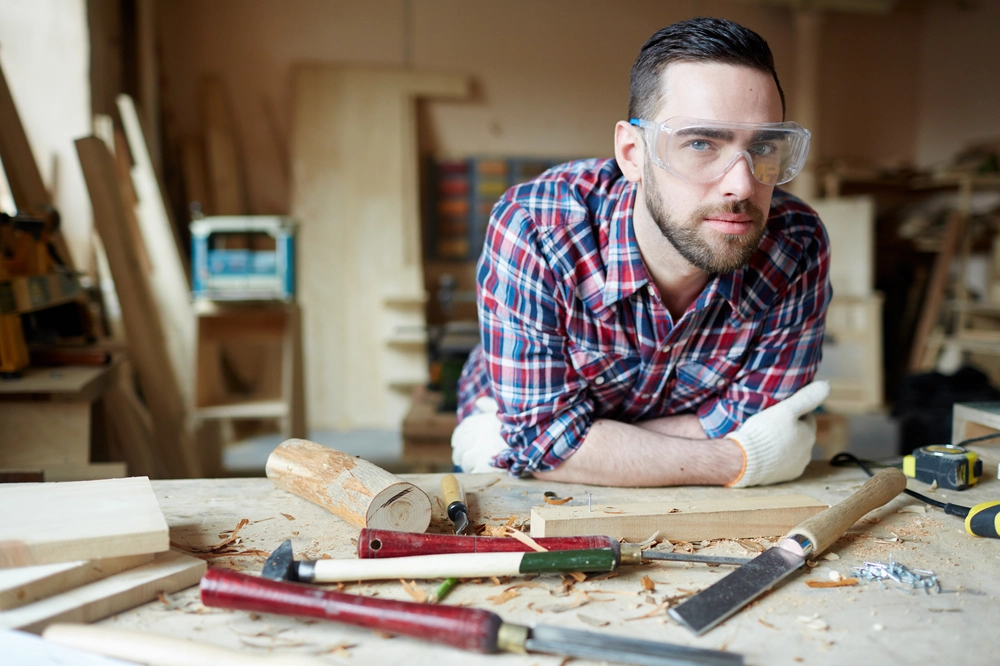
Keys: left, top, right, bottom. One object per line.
{"left": 261, "top": 539, "right": 621, "bottom": 583}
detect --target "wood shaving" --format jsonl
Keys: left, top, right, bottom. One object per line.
{"left": 821, "top": 552, "right": 840, "bottom": 561}
{"left": 636, "top": 532, "right": 660, "bottom": 548}
{"left": 372, "top": 631, "right": 395, "bottom": 639}
{"left": 505, "top": 527, "right": 549, "bottom": 551}
{"left": 758, "top": 618, "right": 777, "bottom": 630}
{"left": 600, "top": 506, "right": 625, "bottom": 514}
{"left": 479, "top": 477, "right": 501, "bottom": 489}
{"left": 641, "top": 575, "right": 656, "bottom": 591}
{"left": 625, "top": 601, "right": 668, "bottom": 620}
{"left": 737, "top": 539, "right": 766, "bottom": 553}
{"left": 528, "top": 594, "right": 589, "bottom": 613}
{"left": 576, "top": 614, "right": 609, "bottom": 627}
{"left": 582, "top": 590, "right": 634, "bottom": 600}
{"left": 487, "top": 587, "right": 521, "bottom": 604}
{"left": 400, "top": 579, "right": 427, "bottom": 603}
{"left": 586, "top": 572, "right": 619, "bottom": 582}
{"left": 281, "top": 513, "right": 295, "bottom": 521}
{"left": 324, "top": 642, "right": 357, "bottom": 657}
{"left": 897, "top": 505, "right": 926, "bottom": 514}
{"left": 544, "top": 496, "right": 573, "bottom": 505}
{"left": 805, "top": 578, "right": 859, "bottom": 588}
{"left": 565, "top": 571, "right": 586, "bottom": 583}
{"left": 672, "top": 541, "right": 695, "bottom": 554}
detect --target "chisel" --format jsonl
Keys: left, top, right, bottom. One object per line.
{"left": 262, "top": 539, "right": 619, "bottom": 583}
{"left": 202, "top": 568, "right": 743, "bottom": 665}
{"left": 669, "top": 467, "right": 907, "bottom": 635}
{"left": 357, "top": 529, "right": 752, "bottom": 566}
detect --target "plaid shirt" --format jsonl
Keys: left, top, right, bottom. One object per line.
{"left": 457, "top": 158, "right": 831, "bottom": 476}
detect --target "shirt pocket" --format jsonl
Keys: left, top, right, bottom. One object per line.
{"left": 567, "top": 345, "right": 641, "bottom": 412}
{"left": 672, "top": 354, "right": 744, "bottom": 410}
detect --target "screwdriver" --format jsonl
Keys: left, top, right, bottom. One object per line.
{"left": 440, "top": 474, "right": 469, "bottom": 535}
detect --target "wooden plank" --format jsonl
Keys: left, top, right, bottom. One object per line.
{"left": 0, "top": 363, "right": 114, "bottom": 402}
{"left": 201, "top": 78, "right": 246, "bottom": 215}
{"left": 76, "top": 136, "right": 201, "bottom": 478}
{"left": 0, "top": 550, "right": 205, "bottom": 633}
{"left": 0, "top": 60, "right": 49, "bottom": 214}
{"left": 0, "top": 477, "right": 169, "bottom": 568}
{"left": 290, "top": 67, "right": 468, "bottom": 430}
{"left": 530, "top": 494, "right": 828, "bottom": 542}
{"left": 0, "top": 553, "right": 153, "bottom": 611}
{"left": 43, "top": 463, "right": 128, "bottom": 483}
{"left": 116, "top": 95, "right": 194, "bottom": 400}
{"left": 3, "top": 629, "right": 132, "bottom": 665}
{"left": 910, "top": 212, "right": 967, "bottom": 371}
{"left": 0, "top": 402, "right": 90, "bottom": 468}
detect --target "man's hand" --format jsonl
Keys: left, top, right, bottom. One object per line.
{"left": 451, "top": 397, "right": 508, "bottom": 473}
{"left": 725, "top": 380, "right": 830, "bottom": 487}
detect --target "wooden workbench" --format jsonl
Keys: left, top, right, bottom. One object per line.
{"left": 99, "top": 464, "right": 999, "bottom": 665}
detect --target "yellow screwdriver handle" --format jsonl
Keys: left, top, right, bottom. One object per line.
{"left": 441, "top": 474, "right": 466, "bottom": 508}
{"left": 966, "top": 500, "right": 1000, "bottom": 538}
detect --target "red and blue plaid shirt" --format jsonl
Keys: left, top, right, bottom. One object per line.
{"left": 457, "top": 158, "right": 831, "bottom": 476}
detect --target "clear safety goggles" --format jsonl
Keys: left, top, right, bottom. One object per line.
{"left": 630, "top": 117, "right": 811, "bottom": 186}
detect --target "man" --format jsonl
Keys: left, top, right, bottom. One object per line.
{"left": 452, "top": 17, "right": 831, "bottom": 488}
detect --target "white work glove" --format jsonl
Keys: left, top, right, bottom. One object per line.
{"left": 451, "top": 397, "right": 508, "bottom": 473}
{"left": 725, "top": 381, "right": 830, "bottom": 488}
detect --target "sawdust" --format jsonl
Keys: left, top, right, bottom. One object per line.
{"left": 625, "top": 601, "right": 669, "bottom": 620}
{"left": 576, "top": 613, "right": 609, "bottom": 627}
{"left": 400, "top": 579, "right": 428, "bottom": 603}
{"left": 505, "top": 527, "right": 548, "bottom": 551}
{"left": 323, "top": 641, "right": 357, "bottom": 657}
{"left": 543, "top": 496, "right": 573, "bottom": 505}
{"left": 486, "top": 587, "right": 520, "bottom": 604}
{"left": 281, "top": 513, "right": 295, "bottom": 521}
{"left": 641, "top": 575, "right": 655, "bottom": 591}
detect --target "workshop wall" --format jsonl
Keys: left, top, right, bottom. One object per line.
{"left": 162, "top": 0, "right": 932, "bottom": 216}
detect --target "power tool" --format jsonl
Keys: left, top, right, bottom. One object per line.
{"left": 903, "top": 444, "right": 982, "bottom": 491}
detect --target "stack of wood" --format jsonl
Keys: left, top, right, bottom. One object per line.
{"left": 76, "top": 96, "right": 201, "bottom": 479}
{"left": 0, "top": 477, "right": 205, "bottom": 633}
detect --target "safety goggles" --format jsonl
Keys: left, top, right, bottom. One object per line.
{"left": 629, "top": 117, "right": 811, "bottom": 186}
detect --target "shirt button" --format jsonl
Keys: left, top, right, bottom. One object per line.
{"left": 716, "top": 379, "right": 726, "bottom": 388}
{"left": 594, "top": 376, "right": 606, "bottom": 386}
{"left": 641, "top": 393, "right": 650, "bottom": 399}
{"left": 647, "top": 285, "right": 655, "bottom": 295}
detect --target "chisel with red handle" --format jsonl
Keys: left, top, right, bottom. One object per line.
{"left": 200, "top": 568, "right": 742, "bottom": 665}
{"left": 358, "top": 529, "right": 751, "bottom": 566}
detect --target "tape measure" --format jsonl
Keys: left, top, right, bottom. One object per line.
{"left": 903, "top": 444, "right": 983, "bottom": 491}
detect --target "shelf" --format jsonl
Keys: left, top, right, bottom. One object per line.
{"left": 193, "top": 399, "right": 289, "bottom": 420}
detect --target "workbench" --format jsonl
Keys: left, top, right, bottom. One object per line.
{"left": 100, "top": 463, "right": 999, "bottom": 665}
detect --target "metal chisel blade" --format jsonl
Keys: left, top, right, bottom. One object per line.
{"left": 641, "top": 551, "right": 751, "bottom": 566}
{"left": 453, "top": 510, "right": 469, "bottom": 535}
{"left": 526, "top": 625, "right": 743, "bottom": 666}
{"left": 668, "top": 543, "right": 805, "bottom": 636}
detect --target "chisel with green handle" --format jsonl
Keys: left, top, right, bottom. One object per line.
{"left": 261, "top": 539, "right": 616, "bottom": 583}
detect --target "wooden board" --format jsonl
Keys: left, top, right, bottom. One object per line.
{"left": 0, "top": 364, "right": 114, "bottom": 402}
{"left": 0, "top": 402, "right": 90, "bottom": 467}
{"left": 0, "top": 59, "right": 50, "bottom": 215}
{"left": 290, "top": 66, "right": 468, "bottom": 430}
{"left": 530, "top": 494, "right": 828, "bottom": 541}
{"left": 910, "top": 212, "right": 967, "bottom": 371}
{"left": 814, "top": 294, "right": 884, "bottom": 412}
{"left": 810, "top": 196, "right": 875, "bottom": 298}
{"left": 116, "top": 95, "right": 195, "bottom": 401}
{"left": 4, "top": 629, "right": 133, "bottom": 665}
{"left": 0, "top": 553, "right": 153, "bottom": 610}
{"left": 0, "top": 550, "right": 205, "bottom": 633}
{"left": 0, "top": 477, "right": 169, "bottom": 568}
{"left": 76, "top": 136, "right": 201, "bottom": 478}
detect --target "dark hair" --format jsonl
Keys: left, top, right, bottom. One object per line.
{"left": 628, "top": 17, "right": 785, "bottom": 121}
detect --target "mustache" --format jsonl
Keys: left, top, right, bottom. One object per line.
{"left": 695, "top": 199, "right": 766, "bottom": 225}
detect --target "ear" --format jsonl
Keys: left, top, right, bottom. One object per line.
{"left": 614, "top": 120, "right": 643, "bottom": 183}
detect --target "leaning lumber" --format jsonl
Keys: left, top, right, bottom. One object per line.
{"left": 530, "top": 495, "right": 828, "bottom": 542}
{"left": 266, "top": 439, "right": 432, "bottom": 533}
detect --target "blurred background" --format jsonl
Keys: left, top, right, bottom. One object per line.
{"left": 1, "top": 0, "right": 999, "bottom": 480}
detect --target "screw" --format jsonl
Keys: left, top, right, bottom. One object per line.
{"left": 586, "top": 492, "right": 592, "bottom": 512}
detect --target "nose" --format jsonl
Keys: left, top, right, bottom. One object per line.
{"left": 718, "top": 151, "right": 757, "bottom": 201}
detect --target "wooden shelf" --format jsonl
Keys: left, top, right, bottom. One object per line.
{"left": 193, "top": 399, "right": 289, "bottom": 420}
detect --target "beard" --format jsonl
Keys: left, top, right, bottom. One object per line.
{"left": 643, "top": 161, "right": 767, "bottom": 275}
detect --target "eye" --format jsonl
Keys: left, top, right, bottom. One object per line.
{"left": 749, "top": 142, "right": 778, "bottom": 157}
{"left": 683, "top": 139, "right": 714, "bottom": 152}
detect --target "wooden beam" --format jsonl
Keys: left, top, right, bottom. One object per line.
{"left": 0, "top": 553, "right": 153, "bottom": 611}
{"left": 909, "top": 212, "right": 968, "bottom": 371}
{"left": 76, "top": 136, "right": 201, "bottom": 478}
{"left": 0, "top": 59, "right": 49, "bottom": 214}
{"left": 0, "top": 550, "right": 205, "bottom": 633}
{"left": 0, "top": 477, "right": 168, "bottom": 568}
{"left": 530, "top": 494, "right": 828, "bottom": 542}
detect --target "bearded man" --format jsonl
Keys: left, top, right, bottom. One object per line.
{"left": 452, "top": 17, "right": 831, "bottom": 488}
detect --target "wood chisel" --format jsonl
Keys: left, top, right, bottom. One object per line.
{"left": 202, "top": 568, "right": 744, "bottom": 665}
{"left": 669, "top": 467, "right": 907, "bottom": 635}
{"left": 357, "top": 529, "right": 751, "bottom": 566}
{"left": 440, "top": 474, "right": 469, "bottom": 534}
{"left": 262, "top": 539, "right": 619, "bottom": 583}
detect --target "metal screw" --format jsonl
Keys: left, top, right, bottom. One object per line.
{"left": 586, "top": 492, "right": 592, "bottom": 512}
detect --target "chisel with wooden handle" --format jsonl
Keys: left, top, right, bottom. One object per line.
{"left": 358, "top": 529, "right": 751, "bottom": 566}
{"left": 262, "top": 539, "right": 617, "bottom": 582}
{"left": 669, "top": 467, "right": 907, "bottom": 635}
{"left": 202, "top": 568, "right": 743, "bottom": 665}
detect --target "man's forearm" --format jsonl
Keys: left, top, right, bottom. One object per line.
{"left": 531, "top": 417, "right": 743, "bottom": 486}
